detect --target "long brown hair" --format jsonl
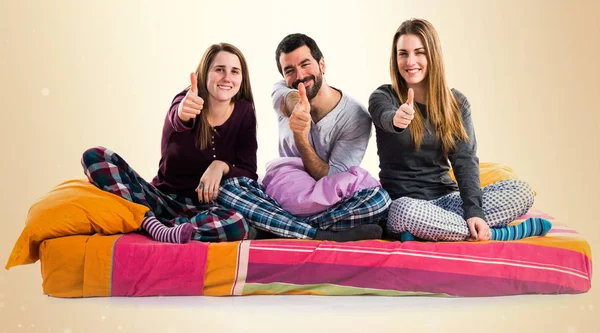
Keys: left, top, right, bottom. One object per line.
{"left": 190, "top": 43, "right": 255, "bottom": 150}
{"left": 390, "top": 18, "right": 467, "bottom": 154}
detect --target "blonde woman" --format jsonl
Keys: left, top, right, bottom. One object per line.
{"left": 368, "top": 19, "right": 551, "bottom": 242}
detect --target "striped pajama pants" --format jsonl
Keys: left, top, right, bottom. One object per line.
{"left": 387, "top": 179, "right": 535, "bottom": 241}
{"left": 217, "top": 176, "right": 392, "bottom": 239}
{"left": 81, "top": 146, "right": 249, "bottom": 242}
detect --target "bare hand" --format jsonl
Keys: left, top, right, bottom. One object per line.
{"left": 393, "top": 88, "right": 415, "bottom": 129}
{"left": 466, "top": 217, "right": 491, "bottom": 241}
{"left": 178, "top": 72, "right": 204, "bottom": 122}
{"left": 289, "top": 83, "right": 311, "bottom": 137}
{"left": 195, "top": 161, "right": 229, "bottom": 203}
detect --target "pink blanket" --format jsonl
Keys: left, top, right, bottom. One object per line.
{"left": 262, "top": 157, "right": 381, "bottom": 216}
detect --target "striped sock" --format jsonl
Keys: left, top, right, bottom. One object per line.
{"left": 141, "top": 216, "right": 194, "bottom": 244}
{"left": 490, "top": 217, "right": 552, "bottom": 241}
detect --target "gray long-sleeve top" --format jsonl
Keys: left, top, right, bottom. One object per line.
{"left": 368, "top": 84, "right": 484, "bottom": 220}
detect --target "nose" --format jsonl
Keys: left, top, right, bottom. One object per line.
{"left": 295, "top": 68, "right": 306, "bottom": 82}
{"left": 222, "top": 70, "right": 232, "bottom": 82}
{"left": 406, "top": 53, "right": 416, "bottom": 66}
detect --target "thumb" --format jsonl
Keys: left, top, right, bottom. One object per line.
{"left": 190, "top": 72, "right": 198, "bottom": 95}
{"left": 467, "top": 220, "right": 478, "bottom": 239}
{"left": 298, "top": 83, "right": 310, "bottom": 111}
{"left": 406, "top": 88, "right": 414, "bottom": 107}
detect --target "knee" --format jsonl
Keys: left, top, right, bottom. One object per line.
{"left": 495, "top": 179, "right": 535, "bottom": 207}
{"left": 219, "top": 208, "right": 247, "bottom": 225}
{"left": 390, "top": 196, "right": 417, "bottom": 212}
{"left": 231, "top": 210, "right": 245, "bottom": 221}
{"left": 233, "top": 212, "right": 253, "bottom": 239}
{"left": 504, "top": 179, "right": 535, "bottom": 205}
{"left": 515, "top": 180, "right": 535, "bottom": 207}
{"left": 81, "top": 146, "right": 110, "bottom": 166}
{"left": 370, "top": 187, "right": 392, "bottom": 210}
{"left": 387, "top": 197, "right": 416, "bottom": 227}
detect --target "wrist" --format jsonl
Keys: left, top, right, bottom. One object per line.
{"left": 284, "top": 92, "right": 300, "bottom": 114}
{"left": 215, "top": 160, "right": 230, "bottom": 175}
{"left": 293, "top": 131, "right": 309, "bottom": 144}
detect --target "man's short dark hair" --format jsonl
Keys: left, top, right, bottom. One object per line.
{"left": 275, "top": 33, "right": 324, "bottom": 75}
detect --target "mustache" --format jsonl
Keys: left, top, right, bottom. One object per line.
{"left": 291, "top": 76, "right": 315, "bottom": 89}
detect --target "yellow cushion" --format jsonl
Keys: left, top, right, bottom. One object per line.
{"left": 5, "top": 179, "right": 148, "bottom": 269}
{"left": 449, "top": 162, "right": 521, "bottom": 187}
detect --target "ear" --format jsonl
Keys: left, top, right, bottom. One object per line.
{"left": 278, "top": 55, "right": 285, "bottom": 78}
{"left": 319, "top": 57, "right": 326, "bottom": 74}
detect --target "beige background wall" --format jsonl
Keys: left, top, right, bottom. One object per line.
{"left": 1, "top": 0, "right": 598, "bottom": 332}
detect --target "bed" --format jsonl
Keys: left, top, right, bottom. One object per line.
{"left": 5, "top": 166, "right": 593, "bottom": 298}
{"left": 34, "top": 207, "right": 591, "bottom": 298}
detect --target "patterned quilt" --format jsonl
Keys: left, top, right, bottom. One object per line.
{"left": 38, "top": 208, "right": 592, "bottom": 297}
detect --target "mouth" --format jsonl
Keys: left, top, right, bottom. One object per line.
{"left": 405, "top": 68, "right": 421, "bottom": 75}
{"left": 292, "top": 76, "right": 315, "bottom": 90}
{"left": 217, "top": 84, "right": 233, "bottom": 90}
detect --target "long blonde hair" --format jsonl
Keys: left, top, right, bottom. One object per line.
{"left": 390, "top": 18, "right": 467, "bottom": 154}
{"left": 190, "top": 43, "right": 254, "bottom": 150}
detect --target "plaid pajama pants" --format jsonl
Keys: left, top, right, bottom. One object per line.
{"left": 217, "top": 177, "right": 392, "bottom": 239}
{"left": 81, "top": 146, "right": 250, "bottom": 242}
{"left": 387, "top": 179, "right": 535, "bottom": 241}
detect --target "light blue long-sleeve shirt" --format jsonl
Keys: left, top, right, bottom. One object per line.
{"left": 271, "top": 81, "right": 372, "bottom": 175}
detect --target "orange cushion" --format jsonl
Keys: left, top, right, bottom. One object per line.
{"left": 5, "top": 179, "right": 148, "bottom": 269}
{"left": 449, "top": 162, "right": 522, "bottom": 187}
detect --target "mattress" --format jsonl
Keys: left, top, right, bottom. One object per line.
{"left": 38, "top": 208, "right": 592, "bottom": 297}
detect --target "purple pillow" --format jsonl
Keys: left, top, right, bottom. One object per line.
{"left": 262, "top": 157, "right": 381, "bottom": 217}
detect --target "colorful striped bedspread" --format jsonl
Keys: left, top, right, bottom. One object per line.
{"left": 39, "top": 208, "right": 592, "bottom": 298}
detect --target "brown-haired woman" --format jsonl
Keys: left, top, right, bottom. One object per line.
{"left": 368, "top": 19, "right": 551, "bottom": 242}
{"left": 82, "top": 43, "right": 258, "bottom": 243}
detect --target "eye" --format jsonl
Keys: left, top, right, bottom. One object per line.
{"left": 232, "top": 69, "right": 241, "bottom": 75}
{"left": 398, "top": 52, "right": 407, "bottom": 57}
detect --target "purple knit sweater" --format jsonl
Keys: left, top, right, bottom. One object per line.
{"left": 151, "top": 90, "right": 258, "bottom": 198}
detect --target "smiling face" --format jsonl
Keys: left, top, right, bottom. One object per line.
{"left": 279, "top": 45, "right": 325, "bottom": 100}
{"left": 206, "top": 51, "right": 242, "bottom": 104}
{"left": 396, "top": 34, "right": 429, "bottom": 90}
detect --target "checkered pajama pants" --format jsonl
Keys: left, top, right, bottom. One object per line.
{"left": 387, "top": 179, "right": 535, "bottom": 241}
{"left": 217, "top": 177, "right": 392, "bottom": 239}
{"left": 81, "top": 146, "right": 250, "bottom": 242}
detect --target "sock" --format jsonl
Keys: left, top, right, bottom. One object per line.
{"left": 399, "top": 231, "right": 417, "bottom": 242}
{"left": 490, "top": 217, "right": 552, "bottom": 241}
{"left": 142, "top": 216, "right": 194, "bottom": 244}
{"left": 315, "top": 224, "right": 383, "bottom": 242}
{"left": 253, "top": 228, "right": 279, "bottom": 240}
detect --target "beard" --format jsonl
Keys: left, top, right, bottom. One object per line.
{"left": 291, "top": 70, "right": 324, "bottom": 100}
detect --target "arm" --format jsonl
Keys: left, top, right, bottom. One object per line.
{"left": 199, "top": 106, "right": 258, "bottom": 202}
{"left": 282, "top": 91, "right": 301, "bottom": 118}
{"left": 448, "top": 93, "right": 485, "bottom": 221}
{"left": 294, "top": 133, "right": 329, "bottom": 180}
{"left": 169, "top": 73, "right": 205, "bottom": 132}
{"left": 368, "top": 86, "right": 404, "bottom": 133}
{"left": 167, "top": 91, "right": 196, "bottom": 132}
{"left": 286, "top": 83, "right": 329, "bottom": 180}
{"left": 300, "top": 105, "right": 371, "bottom": 178}
{"left": 271, "top": 80, "right": 295, "bottom": 118}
